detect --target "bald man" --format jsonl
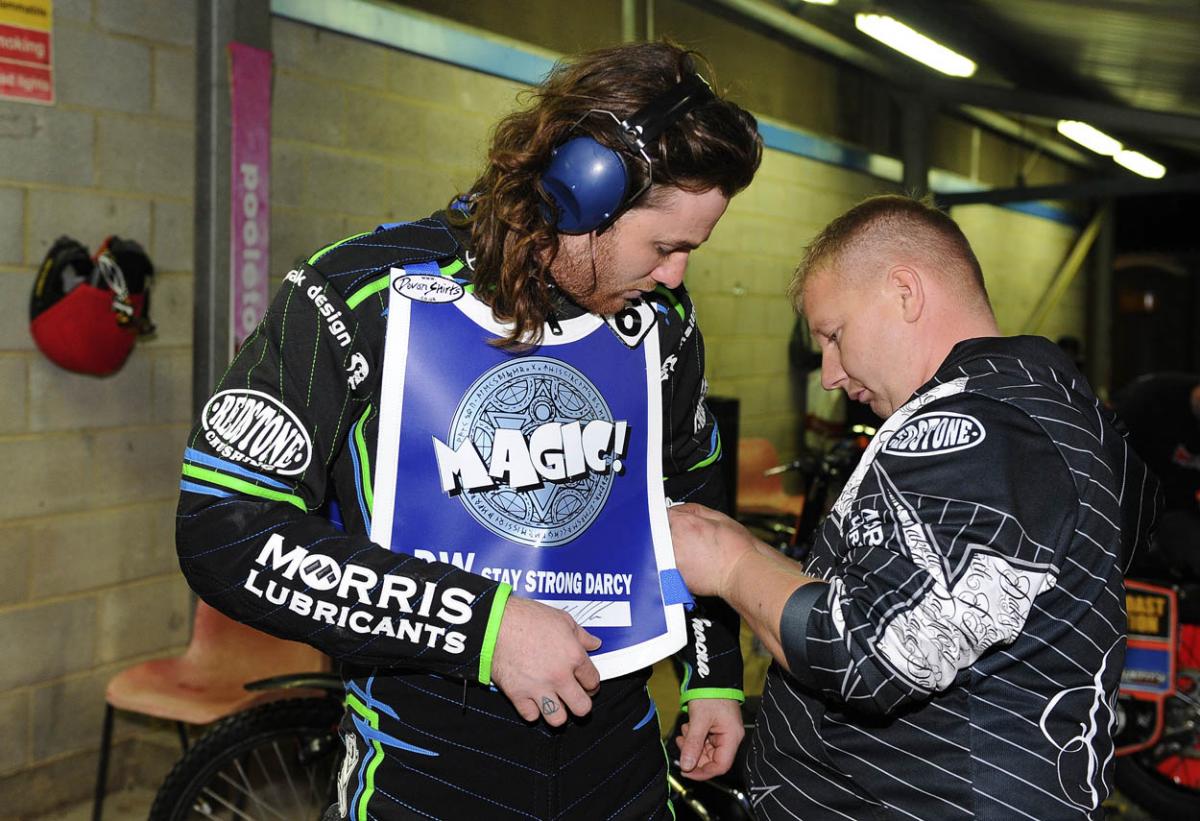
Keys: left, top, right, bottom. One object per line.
{"left": 669, "top": 195, "right": 1160, "bottom": 819}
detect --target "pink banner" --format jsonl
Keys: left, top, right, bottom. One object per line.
{"left": 229, "top": 42, "right": 272, "bottom": 357}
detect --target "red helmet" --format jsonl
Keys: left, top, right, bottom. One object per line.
{"left": 29, "top": 235, "right": 155, "bottom": 376}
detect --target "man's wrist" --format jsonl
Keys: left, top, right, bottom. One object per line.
{"left": 718, "top": 538, "right": 759, "bottom": 601}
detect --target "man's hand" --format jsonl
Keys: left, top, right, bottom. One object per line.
{"left": 489, "top": 595, "right": 602, "bottom": 726}
{"left": 667, "top": 503, "right": 757, "bottom": 597}
{"left": 675, "top": 698, "right": 744, "bottom": 781}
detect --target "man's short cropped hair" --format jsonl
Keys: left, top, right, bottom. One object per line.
{"left": 788, "top": 194, "right": 990, "bottom": 311}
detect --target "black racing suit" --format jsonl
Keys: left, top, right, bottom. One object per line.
{"left": 175, "top": 215, "right": 743, "bottom": 820}
{"left": 752, "top": 336, "right": 1159, "bottom": 820}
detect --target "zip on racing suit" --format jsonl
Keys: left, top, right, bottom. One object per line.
{"left": 752, "top": 336, "right": 1159, "bottom": 820}
{"left": 175, "top": 214, "right": 743, "bottom": 820}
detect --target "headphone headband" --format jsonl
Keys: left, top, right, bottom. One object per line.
{"left": 617, "top": 72, "right": 714, "bottom": 153}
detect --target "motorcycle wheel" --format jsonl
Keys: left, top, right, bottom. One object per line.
{"left": 1116, "top": 623, "right": 1200, "bottom": 817}
{"left": 149, "top": 697, "right": 343, "bottom": 821}
{"left": 1116, "top": 754, "right": 1200, "bottom": 817}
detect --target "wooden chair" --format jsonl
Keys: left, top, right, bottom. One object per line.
{"left": 92, "top": 600, "right": 329, "bottom": 820}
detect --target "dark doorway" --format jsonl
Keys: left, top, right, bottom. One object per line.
{"left": 1111, "top": 194, "right": 1200, "bottom": 391}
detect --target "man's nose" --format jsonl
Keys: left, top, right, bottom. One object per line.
{"left": 821, "top": 349, "right": 846, "bottom": 390}
{"left": 650, "top": 252, "right": 688, "bottom": 289}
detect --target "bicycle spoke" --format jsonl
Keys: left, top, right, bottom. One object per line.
{"left": 271, "top": 738, "right": 305, "bottom": 811}
{"left": 208, "top": 761, "right": 290, "bottom": 820}
{"left": 195, "top": 783, "right": 263, "bottom": 821}
{"left": 153, "top": 699, "right": 341, "bottom": 821}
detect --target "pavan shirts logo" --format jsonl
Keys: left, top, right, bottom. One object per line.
{"left": 883, "top": 411, "right": 986, "bottom": 457}
{"left": 432, "top": 357, "right": 629, "bottom": 547}
{"left": 201, "top": 389, "right": 313, "bottom": 475}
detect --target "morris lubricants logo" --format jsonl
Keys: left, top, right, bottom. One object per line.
{"left": 201, "top": 389, "right": 312, "bottom": 476}
{"left": 433, "top": 357, "right": 629, "bottom": 547}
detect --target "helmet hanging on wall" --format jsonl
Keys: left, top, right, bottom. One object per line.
{"left": 29, "top": 235, "right": 155, "bottom": 376}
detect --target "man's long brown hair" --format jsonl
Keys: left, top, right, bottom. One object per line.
{"left": 451, "top": 41, "right": 762, "bottom": 347}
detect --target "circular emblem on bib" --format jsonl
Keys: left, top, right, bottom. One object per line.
{"left": 448, "top": 357, "right": 615, "bottom": 547}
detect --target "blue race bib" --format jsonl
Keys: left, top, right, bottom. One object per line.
{"left": 370, "top": 265, "right": 685, "bottom": 679}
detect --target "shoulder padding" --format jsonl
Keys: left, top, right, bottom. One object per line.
{"left": 306, "top": 218, "right": 461, "bottom": 300}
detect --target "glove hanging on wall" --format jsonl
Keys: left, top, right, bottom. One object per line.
{"left": 29, "top": 235, "right": 156, "bottom": 376}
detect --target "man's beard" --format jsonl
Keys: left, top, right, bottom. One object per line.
{"left": 549, "top": 233, "right": 624, "bottom": 316}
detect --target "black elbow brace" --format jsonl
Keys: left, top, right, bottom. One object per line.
{"left": 779, "top": 582, "right": 829, "bottom": 675}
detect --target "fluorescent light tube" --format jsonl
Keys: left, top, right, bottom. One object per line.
{"left": 1114, "top": 149, "right": 1166, "bottom": 179}
{"left": 1056, "top": 120, "right": 1123, "bottom": 156}
{"left": 855, "top": 13, "right": 976, "bottom": 77}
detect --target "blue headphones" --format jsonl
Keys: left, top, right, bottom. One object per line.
{"left": 541, "top": 73, "right": 715, "bottom": 234}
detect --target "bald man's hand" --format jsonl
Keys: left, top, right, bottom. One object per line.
{"left": 667, "top": 503, "right": 758, "bottom": 598}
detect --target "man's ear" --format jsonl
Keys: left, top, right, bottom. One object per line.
{"left": 888, "top": 265, "right": 924, "bottom": 322}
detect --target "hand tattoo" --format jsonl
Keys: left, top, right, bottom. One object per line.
{"left": 541, "top": 697, "right": 559, "bottom": 716}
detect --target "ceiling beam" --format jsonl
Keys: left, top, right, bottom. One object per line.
{"left": 921, "top": 78, "right": 1200, "bottom": 142}
{"left": 935, "top": 171, "right": 1200, "bottom": 207}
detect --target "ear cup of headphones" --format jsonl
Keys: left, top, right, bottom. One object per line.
{"left": 541, "top": 136, "right": 631, "bottom": 234}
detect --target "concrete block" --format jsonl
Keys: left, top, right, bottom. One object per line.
{"left": 0, "top": 690, "right": 28, "bottom": 775}
{"left": 387, "top": 162, "right": 463, "bottom": 223}
{"left": 270, "top": 206, "right": 348, "bottom": 278}
{"left": 0, "top": 354, "right": 27, "bottom": 434}
{"left": 97, "top": 0, "right": 196, "bottom": 46}
{"left": 346, "top": 95, "right": 488, "bottom": 169}
{"left": 55, "top": 0, "right": 92, "bottom": 21}
{"left": 270, "top": 140, "right": 306, "bottom": 210}
{"left": 0, "top": 598, "right": 96, "bottom": 690}
{"left": 28, "top": 351, "right": 153, "bottom": 432}
{"left": 154, "top": 45, "right": 195, "bottom": 122}
{"left": 0, "top": 745, "right": 113, "bottom": 817}
{"left": 0, "top": 272, "right": 36, "bottom": 352}
{"left": 30, "top": 668, "right": 111, "bottom": 760}
{"left": 54, "top": 20, "right": 151, "bottom": 114}
{"left": 0, "top": 186, "right": 22, "bottom": 264}
{"left": 387, "top": 48, "right": 522, "bottom": 117}
{"left": 141, "top": 272, "right": 192, "bottom": 348}
{"left": 97, "top": 576, "right": 191, "bottom": 663}
{"left": 734, "top": 296, "right": 780, "bottom": 340}
{"left": 274, "top": 72, "right": 344, "bottom": 147}
{"left": 96, "top": 115, "right": 194, "bottom": 198}
{"left": 272, "top": 18, "right": 390, "bottom": 90}
{"left": 0, "top": 433, "right": 96, "bottom": 518}
{"left": 341, "top": 87, "right": 409, "bottom": 157}
{"left": 303, "top": 149, "right": 394, "bottom": 216}
{"left": 0, "top": 104, "right": 94, "bottom": 186}
{"left": 28, "top": 501, "right": 178, "bottom": 599}
{"left": 0, "top": 521, "right": 30, "bottom": 606}
{"left": 152, "top": 347, "right": 193, "bottom": 424}
{"left": 151, "top": 199, "right": 192, "bottom": 274}
{"left": 692, "top": 293, "right": 737, "bottom": 339}
{"left": 26, "top": 188, "right": 152, "bottom": 265}
{"left": 87, "top": 424, "right": 190, "bottom": 508}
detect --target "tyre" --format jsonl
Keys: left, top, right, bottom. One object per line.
{"left": 1116, "top": 753, "right": 1200, "bottom": 817}
{"left": 149, "top": 697, "right": 344, "bottom": 821}
{"left": 1115, "top": 623, "right": 1200, "bottom": 817}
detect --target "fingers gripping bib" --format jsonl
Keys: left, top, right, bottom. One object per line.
{"left": 370, "top": 265, "right": 685, "bottom": 678}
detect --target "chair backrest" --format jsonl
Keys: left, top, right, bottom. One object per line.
{"left": 183, "top": 600, "right": 329, "bottom": 682}
{"left": 737, "top": 437, "right": 785, "bottom": 502}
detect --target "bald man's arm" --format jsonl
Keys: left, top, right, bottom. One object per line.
{"left": 667, "top": 503, "right": 822, "bottom": 673}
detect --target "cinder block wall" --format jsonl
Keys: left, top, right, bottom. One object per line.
{"left": 0, "top": 3, "right": 1088, "bottom": 813}
{"left": 0, "top": 1, "right": 196, "bottom": 815}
